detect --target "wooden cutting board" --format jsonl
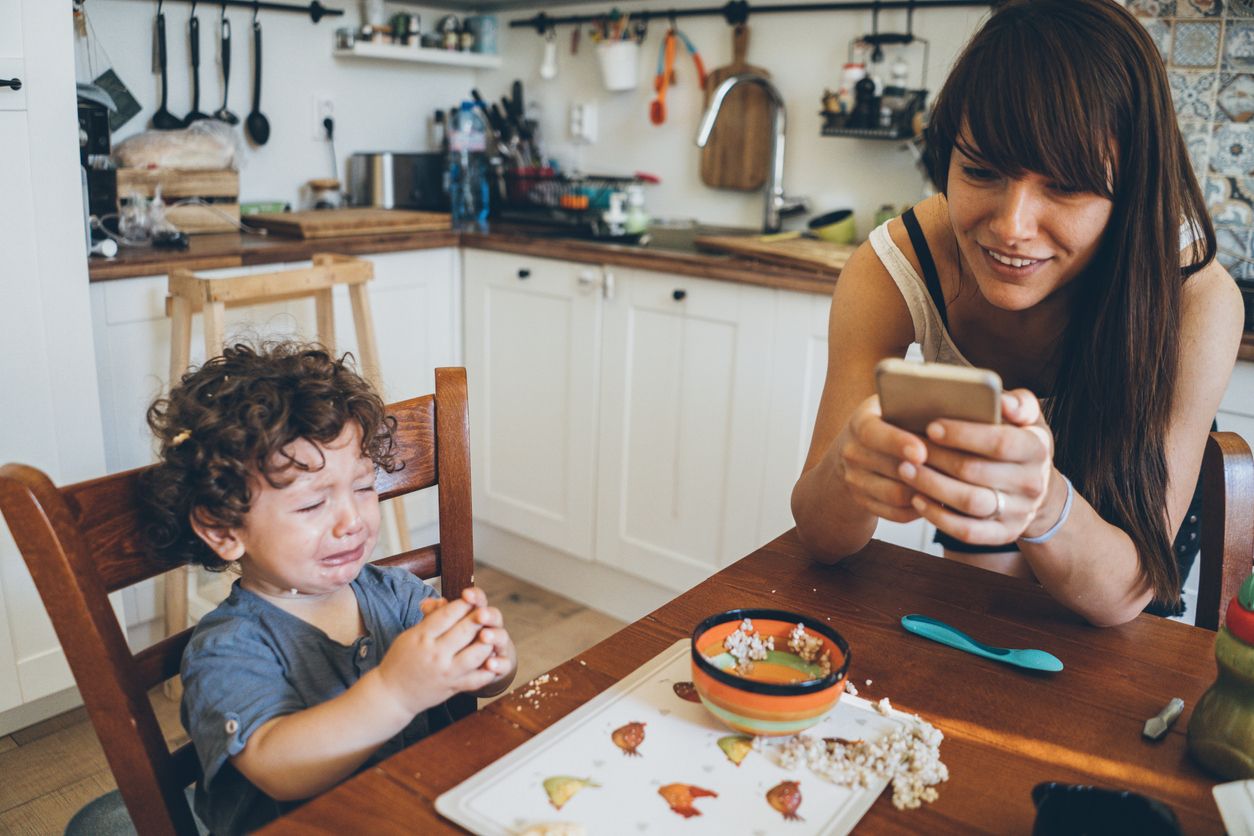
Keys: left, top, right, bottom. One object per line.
{"left": 700, "top": 25, "right": 772, "bottom": 192}
{"left": 695, "top": 233, "right": 855, "bottom": 273}
{"left": 246, "top": 208, "right": 451, "bottom": 239}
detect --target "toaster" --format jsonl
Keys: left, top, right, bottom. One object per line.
{"left": 347, "top": 152, "right": 449, "bottom": 210}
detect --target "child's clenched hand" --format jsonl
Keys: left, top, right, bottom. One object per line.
{"left": 426, "top": 587, "right": 518, "bottom": 694}
{"left": 375, "top": 595, "right": 497, "bottom": 717}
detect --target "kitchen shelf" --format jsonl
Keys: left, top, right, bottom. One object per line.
{"left": 333, "top": 41, "right": 502, "bottom": 69}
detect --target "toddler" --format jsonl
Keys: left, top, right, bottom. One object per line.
{"left": 142, "top": 342, "right": 516, "bottom": 834}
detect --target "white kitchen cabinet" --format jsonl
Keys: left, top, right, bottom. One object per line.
{"left": 595, "top": 269, "right": 775, "bottom": 592}
{"left": 761, "top": 291, "right": 934, "bottom": 554}
{"left": 462, "top": 249, "right": 603, "bottom": 561}
{"left": 0, "top": 0, "right": 111, "bottom": 733}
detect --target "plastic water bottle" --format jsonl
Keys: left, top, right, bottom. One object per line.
{"left": 448, "top": 102, "right": 489, "bottom": 230}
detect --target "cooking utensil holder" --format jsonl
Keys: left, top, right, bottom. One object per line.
{"left": 597, "top": 40, "right": 640, "bottom": 92}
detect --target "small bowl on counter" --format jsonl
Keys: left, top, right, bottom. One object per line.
{"left": 690, "top": 608, "right": 851, "bottom": 736}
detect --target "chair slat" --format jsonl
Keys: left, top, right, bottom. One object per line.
{"left": 134, "top": 630, "right": 195, "bottom": 689}
{"left": 374, "top": 545, "right": 440, "bottom": 580}
{"left": 377, "top": 395, "right": 438, "bottom": 499}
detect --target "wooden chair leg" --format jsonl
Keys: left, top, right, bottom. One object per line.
{"left": 314, "top": 288, "right": 336, "bottom": 355}
{"left": 348, "top": 283, "right": 412, "bottom": 552}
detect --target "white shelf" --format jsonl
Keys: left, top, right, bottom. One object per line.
{"left": 334, "top": 41, "right": 502, "bottom": 69}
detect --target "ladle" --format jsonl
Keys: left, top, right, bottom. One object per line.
{"left": 901, "top": 614, "right": 1064, "bottom": 672}
{"left": 151, "top": 1, "right": 183, "bottom": 130}
{"left": 213, "top": 3, "right": 239, "bottom": 124}
{"left": 245, "top": 10, "right": 270, "bottom": 145}
{"left": 183, "top": 1, "right": 211, "bottom": 124}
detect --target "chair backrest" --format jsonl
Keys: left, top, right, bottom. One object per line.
{"left": 0, "top": 367, "right": 474, "bottom": 836}
{"left": 1198, "top": 431, "right": 1254, "bottom": 630}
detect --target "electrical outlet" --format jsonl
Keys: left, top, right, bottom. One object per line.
{"left": 570, "top": 101, "right": 597, "bottom": 144}
{"left": 312, "top": 95, "right": 335, "bottom": 141}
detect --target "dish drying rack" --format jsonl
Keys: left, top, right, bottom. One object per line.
{"left": 496, "top": 169, "right": 645, "bottom": 240}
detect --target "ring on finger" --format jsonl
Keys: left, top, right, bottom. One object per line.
{"left": 979, "top": 486, "right": 1005, "bottom": 520}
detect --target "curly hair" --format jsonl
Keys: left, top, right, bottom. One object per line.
{"left": 140, "top": 341, "right": 400, "bottom": 571}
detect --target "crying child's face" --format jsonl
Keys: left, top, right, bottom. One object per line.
{"left": 217, "top": 423, "right": 382, "bottom": 598}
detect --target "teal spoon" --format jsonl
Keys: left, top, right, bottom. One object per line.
{"left": 901, "top": 614, "right": 1064, "bottom": 672}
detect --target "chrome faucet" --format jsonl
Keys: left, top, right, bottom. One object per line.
{"left": 695, "top": 73, "right": 809, "bottom": 234}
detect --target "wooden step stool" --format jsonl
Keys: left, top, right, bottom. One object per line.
{"left": 164, "top": 253, "right": 412, "bottom": 648}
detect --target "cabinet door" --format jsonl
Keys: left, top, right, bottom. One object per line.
{"left": 462, "top": 250, "right": 603, "bottom": 560}
{"left": 595, "top": 268, "right": 773, "bottom": 592}
{"left": 762, "top": 292, "right": 932, "bottom": 553}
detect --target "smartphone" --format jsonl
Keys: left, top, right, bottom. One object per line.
{"left": 875, "top": 358, "right": 1002, "bottom": 435}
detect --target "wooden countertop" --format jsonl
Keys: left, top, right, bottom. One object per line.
{"left": 86, "top": 233, "right": 1254, "bottom": 350}
{"left": 85, "top": 227, "right": 839, "bottom": 296}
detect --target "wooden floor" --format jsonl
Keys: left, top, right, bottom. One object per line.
{"left": 0, "top": 565, "right": 625, "bottom": 835}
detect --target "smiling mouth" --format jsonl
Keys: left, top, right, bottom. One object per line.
{"left": 982, "top": 246, "right": 1049, "bottom": 269}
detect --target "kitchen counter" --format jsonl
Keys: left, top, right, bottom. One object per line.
{"left": 85, "top": 226, "right": 840, "bottom": 296}
{"left": 85, "top": 232, "right": 1254, "bottom": 358}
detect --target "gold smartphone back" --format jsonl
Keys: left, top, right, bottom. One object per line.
{"left": 875, "top": 358, "right": 1002, "bottom": 435}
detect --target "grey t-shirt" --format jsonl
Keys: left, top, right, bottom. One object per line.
{"left": 180, "top": 563, "right": 444, "bottom": 835}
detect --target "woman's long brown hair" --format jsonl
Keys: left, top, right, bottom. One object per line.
{"left": 924, "top": 0, "right": 1216, "bottom": 607}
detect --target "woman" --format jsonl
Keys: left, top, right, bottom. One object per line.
{"left": 791, "top": 0, "right": 1243, "bottom": 626}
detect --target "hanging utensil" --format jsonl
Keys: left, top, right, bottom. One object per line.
{"left": 214, "top": 2, "right": 238, "bottom": 123}
{"left": 245, "top": 4, "right": 270, "bottom": 145}
{"left": 151, "top": 0, "right": 182, "bottom": 129}
{"left": 184, "top": 0, "right": 211, "bottom": 123}
{"left": 539, "top": 26, "right": 558, "bottom": 80}
{"left": 649, "top": 29, "right": 676, "bottom": 126}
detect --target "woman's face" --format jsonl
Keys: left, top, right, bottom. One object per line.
{"left": 946, "top": 144, "right": 1114, "bottom": 311}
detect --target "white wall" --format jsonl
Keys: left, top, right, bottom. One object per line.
{"left": 479, "top": 0, "right": 992, "bottom": 234}
{"left": 84, "top": 0, "right": 479, "bottom": 204}
{"left": 84, "top": 0, "right": 991, "bottom": 233}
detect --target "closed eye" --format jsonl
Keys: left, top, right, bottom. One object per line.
{"left": 355, "top": 485, "right": 376, "bottom": 494}
{"left": 296, "top": 500, "right": 325, "bottom": 513}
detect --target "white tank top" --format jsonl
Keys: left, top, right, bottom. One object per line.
{"left": 868, "top": 220, "right": 973, "bottom": 366}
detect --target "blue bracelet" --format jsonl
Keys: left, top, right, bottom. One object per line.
{"left": 1019, "top": 474, "right": 1074, "bottom": 544}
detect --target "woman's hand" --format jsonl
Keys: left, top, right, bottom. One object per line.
{"left": 899, "top": 389, "right": 1057, "bottom": 544}
{"left": 835, "top": 393, "right": 932, "bottom": 524}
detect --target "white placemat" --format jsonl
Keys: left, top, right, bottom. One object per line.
{"left": 436, "top": 640, "right": 921, "bottom": 835}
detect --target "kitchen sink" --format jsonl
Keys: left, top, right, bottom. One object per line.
{"left": 637, "top": 222, "right": 760, "bottom": 255}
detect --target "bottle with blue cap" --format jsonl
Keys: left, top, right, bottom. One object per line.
{"left": 447, "top": 101, "right": 489, "bottom": 230}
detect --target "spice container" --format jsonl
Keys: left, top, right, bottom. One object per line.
{"left": 1187, "top": 574, "right": 1254, "bottom": 780}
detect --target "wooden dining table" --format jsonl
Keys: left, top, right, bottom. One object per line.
{"left": 260, "top": 530, "right": 1227, "bottom": 834}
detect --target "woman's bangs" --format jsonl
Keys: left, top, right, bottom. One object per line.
{"left": 955, "top": 29, "right": 1116, "bottom": 198}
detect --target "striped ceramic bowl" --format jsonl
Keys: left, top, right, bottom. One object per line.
{"left": 690, "top": 608, "right": 851, "bottom": 737}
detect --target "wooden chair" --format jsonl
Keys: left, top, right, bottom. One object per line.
{"left": 1198, "top": 430, "right": 1254, "bottom": 630}
{"left": 0, "top": 367, "right": 476, "bottom": 836}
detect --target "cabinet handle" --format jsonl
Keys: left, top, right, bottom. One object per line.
{"left": 672, "top": 289, "right": 687, "bottom": 301}
{"left": 517, "top": 268, "right": 531, "bottom": 279}
{"left": 0, "top": 78, "right": 21, "bottom": 91}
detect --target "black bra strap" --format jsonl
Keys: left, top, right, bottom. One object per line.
{"left": 901, "top": 208, "right": 948, "bottom": 328}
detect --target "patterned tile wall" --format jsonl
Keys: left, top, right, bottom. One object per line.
{"left": 1131, "top": 0, "right": 1254, "bottom": 282}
